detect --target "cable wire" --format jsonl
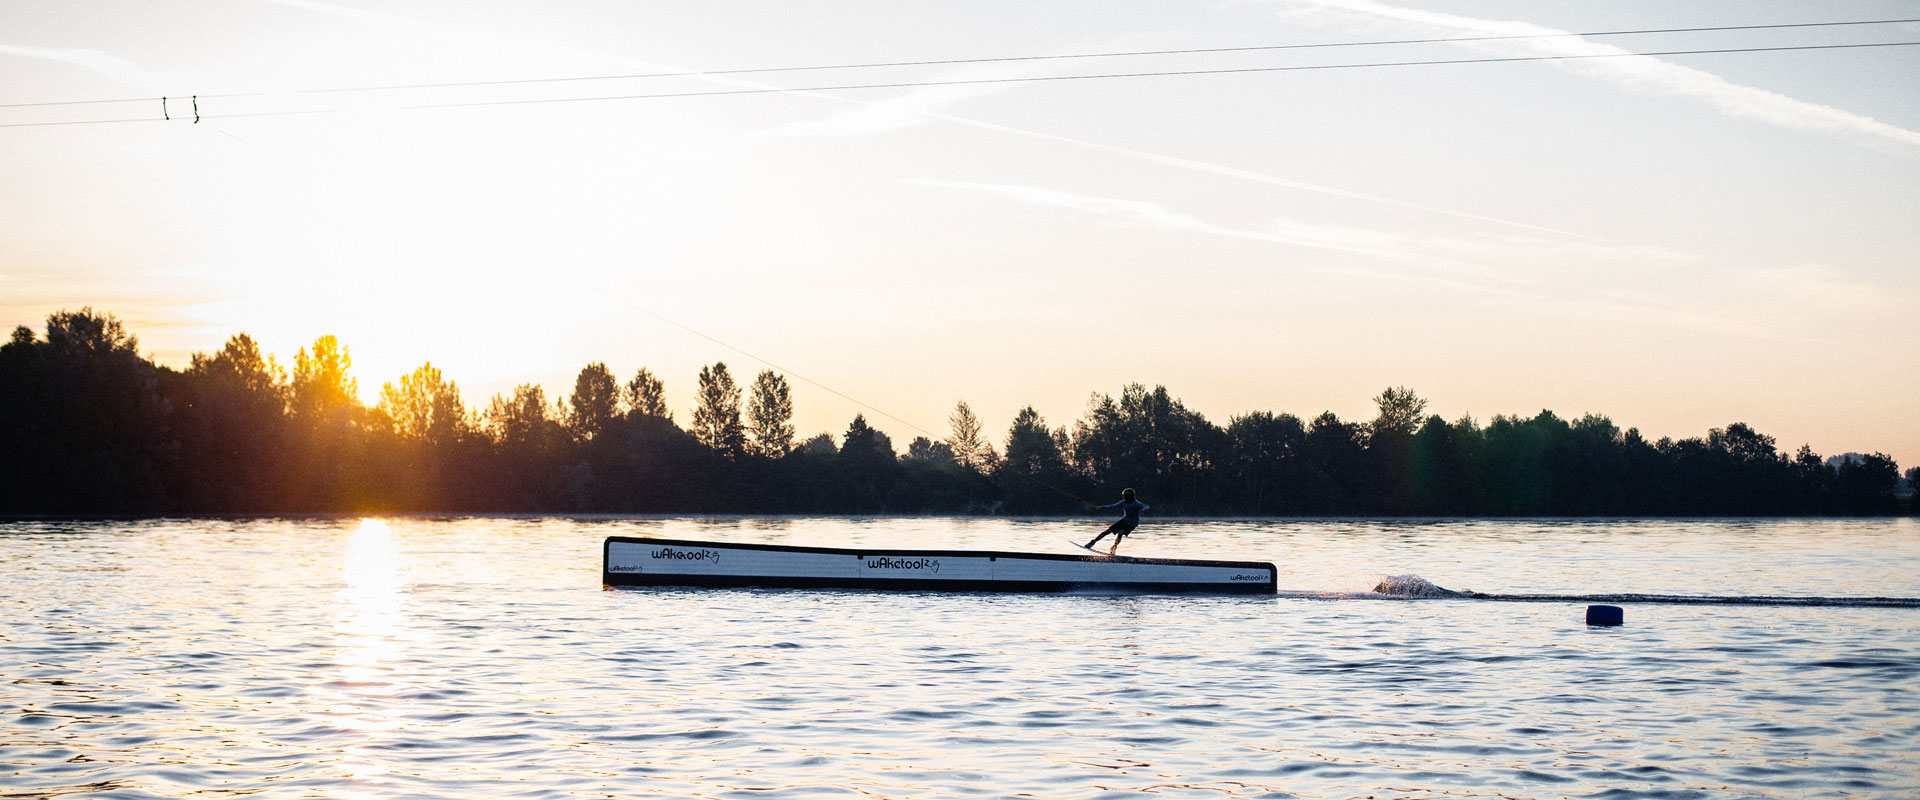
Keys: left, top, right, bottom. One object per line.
{"left": 5, "top": 40, "right": 1915, "bottom": 129}
{"left": 2, "top": 17, "right": 1915, "bottom": 110}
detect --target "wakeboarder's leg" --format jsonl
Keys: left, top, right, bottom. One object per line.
{"left": 1085, "top": 522, "right": 1121, "bottom": 549}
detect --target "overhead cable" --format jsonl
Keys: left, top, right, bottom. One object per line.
{"left": 1, "top": 17, "right": 1916, "bottom": 111}
{"left": 3, "top": 40, "right": 1916, "bottom": 129}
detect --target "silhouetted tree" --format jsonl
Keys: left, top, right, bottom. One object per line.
{"left": 5, "top": 309, "right": 1908, "bottom": 517}
{"left": 1833, "top": 452, "right": 1900, "bottom": 515}
{"left": 1703, "top": 422, "right": 1783, "bottom": 513}
{"left": 1370, "top": 386, "right": 1428, "bottom": 438}
{"left": 1407, "top": 414, "right": 1475, "bottom": 515}
{"left": 566, "top": 362, "right": 620, "bottom": 441}
{"left": 291, "top": 335, "right": 357, "bottom": 422}
{"left": 1368, "top": 386, "right": 1427, "bottom": 513}
{"left": 172, "top": 333, "right": 288, "bottom": 511}
{"left": 1303, "top": 411, "right": 1368, "bottom": 514}
{"left": 1481, "top": 412, "right": 1552, "bottom": 515}
{"left": 624, "top": 367, "right": 670, "bottom": 421}
{"left": 905, "top": 436, "right": 955, "bottom": 463}
{"left": 1787, "top": 444, "right": 1833, "bottom": 513}
{"left": 998, "top": 406, "right": 1077, "bottom": 512}
{"left": 1551, "top": 414, "right": 1627, "bottom": 515}
{"left": 691, "top": 362, "right": 745, "bottom": 457}
{"left": 1069, "top": 384, "right": 1227, "bottom": 512}
{"left": 838, "top": 414, "right": 897, "bottom": 510}
{"left": 379, "top": 362, "right": 466, "bottom": 446}
{"left": 0, "top": 309, "right": 172, "bottom": 511}
{"left": 287, "top": 335, "right": 378, "bottom": 508}
{"left": 1225, "top": 411, "right": 1309, "bottom": 514}
{"left": 946, "top": 400, "right": 996, "bottom": 473}
{"left": 1616, "top": 428, "right": 1673, "bottom": 514}
{"left": 0, "top": 326, "right": 50, "bottom": 511}
{"left": 486, "top": 384, "right": 553, "bottom": 444}
{"left": 747, "top": 369, "right": 795, "bottom": 458}
{"left": 1712, "top": 422, "right": 1778, "bottom": 464}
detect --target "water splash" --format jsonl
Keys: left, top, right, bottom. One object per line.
{"left": 1371, "top": 574, "right": 1467, "bottom": 598}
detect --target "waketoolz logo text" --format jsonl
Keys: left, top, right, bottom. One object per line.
{"left": 1230, "top": 573, "right": 1266, "bottom": 581}
{"left": 865, "top": 556, "right": 940, "bottom": 573}
{"left": 650, "top": 547, "right": 721, "bottom": 565}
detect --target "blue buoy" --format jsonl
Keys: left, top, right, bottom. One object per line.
{"left": 1586, "top": 605, "right": 1624, "bottom": 626}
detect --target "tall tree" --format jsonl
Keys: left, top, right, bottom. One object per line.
{"left": 378, "top": 362, "right": 467, "bottom": 445}
{"left": 485, "top": 384, "right": 553, "bottom": 444}
{"left": 625, "top": 367, "right": 671, "bottom": 421}
{"left": 6, "top": 309, "right": 171, "bottom": 512}
{"left": 838, "top": 414, "right": 898, "bottom": 510}
{"left": 0, "top": 326, "right": 50, "bottom": 511}
{"left": 999, "top": 406, "right": 1076, "bottom": 512}
{"left": 1833, "top": 452, "right": 1900, "bottom": 514}
{"left": 691, "top": 362, "right": 745, "bottom": 456}
{"left": 1368, "top": 386, "right": 1428, "bottom": 512}
{"left": 566, "top": 362, "right": 620, "bottom": 441}
{"left": 747, "top": 369, "right": 795, "bottom": 458}
{"left": 174, "top": 333, "right": 289, "bottom": 510}
{"left": 189, "top": 333, "right": 285, "bottom": 400}
{"left": 1225, "top": 410, "right": 1308, "bottom": 514}
{"left": 1304, "top": 411, "right": 1367, "bottom": 514}
{"left": 1370, "top": 386, "right": 1428, "bottom": 438}
{"left": 1407, "top": 414, "right": 1476, "bottom": 515}
{"left": 288, "top": 335, "right": 377, "bottom": 508}
{"left": 946, "top": 400, "right": 996, "bottom": 473}
{"left": 291, "top": 335, "right": 358, "bottom": 422}
{"left": 1071, "top": 384, "right": 1225, "bottom": 509}
{"left": 1002, "top": 406, "right": 1064, "bottom": 474}
{"left": 1710, "top": 422, "right": 1778, "bottom": 464}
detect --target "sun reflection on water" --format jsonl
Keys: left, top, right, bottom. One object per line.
{"left": 336, "top": 518, "right": 403, "bottom": 692}
{"left": 322, "top": 518, "right": 409, "bottom": 794}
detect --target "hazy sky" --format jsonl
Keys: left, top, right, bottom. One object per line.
{"left": 4, "top": 1, "right": 1917, "bottom": 466}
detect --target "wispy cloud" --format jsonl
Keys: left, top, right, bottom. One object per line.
{"left": 911, "top": 178, "right": 1553, "bottom": 300}
{"left": 1289, "top": 0, "right": 1920, "bottom": 155}
{"left": 0, "top": 43, "right": 171, "bottom": 91}
{"left": 912, "top": 178, "right": 1793, "bottom": 341}
{"left": 914, "top": 178, "right": 1645, "bottom": 274}
{"left": 921, "top": 110, "right": 1599, "bottom": 239}
{"left": 915, "top": 179, "right": 1434, "bottom": 263}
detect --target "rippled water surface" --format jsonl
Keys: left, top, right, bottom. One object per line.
{"left": 5, "top": 517, "right": 1918, "bottom": 799}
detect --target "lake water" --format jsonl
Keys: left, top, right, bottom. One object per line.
{"left": 4, "top": 517, "right": 1918, "bottom": 799}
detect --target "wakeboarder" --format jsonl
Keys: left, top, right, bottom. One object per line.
{"left": 1084, "top": 488, "right": 1149, "bottom": 554}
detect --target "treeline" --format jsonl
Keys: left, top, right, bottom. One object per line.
{"left": 1, "top": 309, "right": 1911, "bottom": 516}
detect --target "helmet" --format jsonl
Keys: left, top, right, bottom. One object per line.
{"left": 1121, "top": 488, "right": 1136, "bottom": 499}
